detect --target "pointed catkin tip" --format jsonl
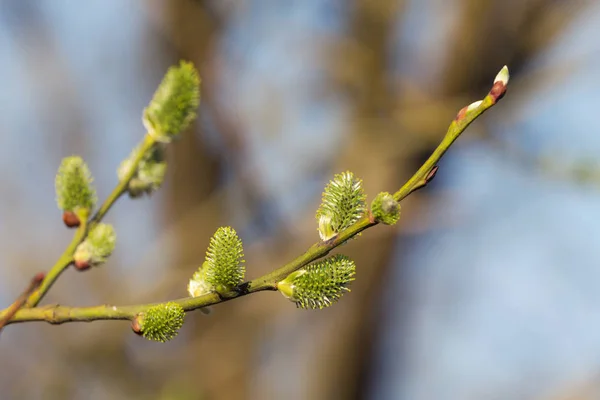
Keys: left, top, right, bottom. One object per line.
{"left": 494, "top": 65, "right": 510, "bottom": 86}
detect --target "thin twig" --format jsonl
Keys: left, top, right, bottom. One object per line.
{"left": 0, "top": 273, "right": 45, "bottom": 332}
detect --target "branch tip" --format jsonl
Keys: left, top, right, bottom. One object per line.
{"left": 494, "top": 65, "right": 510, "bottom": 85}
{"left": 490, "top": 66, "right": 509, "bottom": 102}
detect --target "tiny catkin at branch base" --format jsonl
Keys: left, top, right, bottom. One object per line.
{"left": 0, "top": 66, "right": 509, "bottom": 327}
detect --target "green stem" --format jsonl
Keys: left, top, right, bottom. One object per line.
{"left": 248, "top": 217, "right": 374, "bottom": 291}
{"left": 90, "top": 134, "right": 156, "bottom": 226}
{"left": 394, "top": 93, "right": 499, "bottom": 202}
{"left": 24, "top": 215, "right": 88, "bottom": 307}
{"left": 2, "top": 77, "right": 508, "bottom": 326}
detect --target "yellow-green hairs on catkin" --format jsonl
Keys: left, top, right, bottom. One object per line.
{"left": 118, "top": 143, "right": 167, "bottom": 198}
{"left": 143, "top": 61, "right": 201, "bottom": 142}
{"left": 371, "top": 192, "right": 401, "bottom": 225}
{"left": 316, "top": 171, "right": 366, "bottom": 241}
{"left": 188, "top": 227, "right": 245, "bottom": 296}
{"left": 73, "top": 223, "right": 116, "bottom": 269}
{"left": 139, "top": 302, "right": 185, "bottom": 342}
{"left": 277, "top": 254, "right": 356, "bottom": 310}
{"left": 55, "top": 156, "right": 97, "bottom": 213}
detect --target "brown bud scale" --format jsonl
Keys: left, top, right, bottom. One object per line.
{"left": 74, "top": 259, "right": 91, "bottom": 271}
{"left": 455, "top": 106, "right": 468, "bottom": 121}
{"left": 33, "top": 272, "right": 45, "bottom": 283}
{"left": 131, "top": 315, "right": 143, "bottom": 334}
{"left": 489, "top": 82, "right": 507, "bottom": 103}
{"left": 62, "top": 211, "right": 81, "bottom": 228}
{"left": 425, "top": 166, "right": 439, "bottom": 184}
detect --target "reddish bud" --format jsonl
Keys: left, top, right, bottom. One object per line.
{"left": 32, "top": 272, "right": 45, "bottom": 284}
{"left": 455, "top": 106, "right": 468, "bottom": 121}
{"left": 489, "top": 81, "right": 507, "bottom": 103}
{"left": 368, "top": 209, "right": 376, "bottom": 224}
{"left": 74, "top": 259, "right": 91, "bottom": 271}
{"left": 131, "top": 315, "right": 143, "bottom": 334}
{"left": 425, "top": 166, "right": 439, "bottom": 184}
{"left": 62, "top": 211, "right": 80, "bottom": 228}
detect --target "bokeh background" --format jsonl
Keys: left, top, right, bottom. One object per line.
{"left": 1, "top": 1, "right": 599, "bottom": 399}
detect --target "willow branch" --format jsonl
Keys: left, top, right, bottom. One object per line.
{"left": 2, "top": 67, "right": 509, "bottom": 326}
{"left": 22, "top": 134, "right": 156, "bottom": 308}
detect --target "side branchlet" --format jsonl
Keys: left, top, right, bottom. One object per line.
{"left": 371, "top": 192, "right": 401, "bottom": 225}
{"left": 73, "top": 223, "right": 116, "bottom": 270}
{"left": 277, "top": 254, "right": 356, "bottom": 310}
{"left": 143, "top": 61, "right": 201, "bottom": 142}
{"left": 188, "top": 227, "right": 245, "bottom": 296}
{"left": 118, "top": 143, "right": 167, "bottom": 198}
{"left": 133, "top": 302, "right": 185, "bottom": 342}
{"left": 55, "top": 156, "right": 97, "bottom": 227}
{"left": 316, "top": 171, "right": 366, "bottom": 241}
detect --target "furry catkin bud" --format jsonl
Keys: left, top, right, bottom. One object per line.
{"left": 135, "top": 302, "right": 185, "bottom": 342}
{"left": 278, "top": 254, "right": 356, "bottom": 310}
{"left": 55, "top": 156, "right": 97, "bottom": 218}
{"left": 118, "top": 143, "right": 167, "bottom": 197}
{"left": 188, "top": 227, "right": 245, "bottom": 296}
{"left": 73, "top": 223, "right": 116, "bottom": 269}
{"left": 316, "top": 171, "right": 366, "bottom": 241}
{"left": 371, "top": 192, "right": 401, "bottom": 225}
{"left": 143, "top": 61, "right": 201, "bottom": 142}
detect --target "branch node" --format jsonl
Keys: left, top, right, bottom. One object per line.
{"left": 425, "top": 165, "right": 439, "bottom": 184}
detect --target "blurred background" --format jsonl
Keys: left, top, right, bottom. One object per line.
{"left": 0, "top": 1, "right": 599, "bottom": 399}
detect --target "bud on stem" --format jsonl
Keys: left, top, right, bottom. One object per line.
{"left": 278, "top": 254, "right": 356, "bottom": 310}
{"left": 133, "top": 302, "right": 185, "bottom": 342}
